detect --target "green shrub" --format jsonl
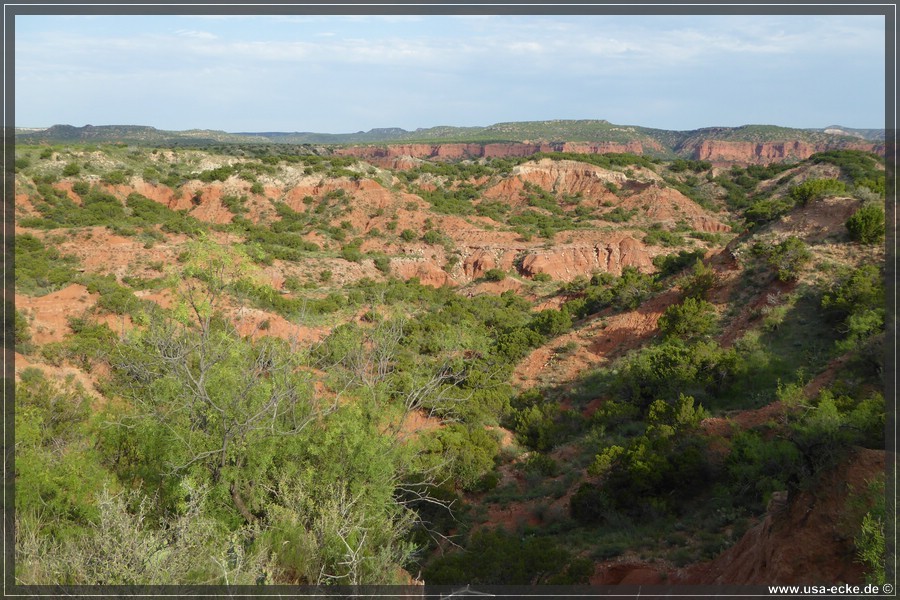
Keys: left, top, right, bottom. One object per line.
{"left": 669, "top": 159, "right": 712, "bottom": 173}
{"left": 810, "top": 150, "right": 885, "bottom": 193}
{"left": 765, "top": 236, "right": 812, "bottom": 281}
{"left": 101, "top": 170, "right": 128, "bottom": 185}
{"left": 643, "top": 228, "right": 683, "bottom": 247}
{"left": 417, "top": 424, "right": 500, "bottom": 491}
{"left": 657, "top": 297, "right": 717, "bottom": 342}
{"left": 570, "top": 483, "right": 615, "bottom": 524}
{"left": 62, "top": 162, "right": 81, "bottom": 177}
{"left": 588, "top": 401, "right": 711, "bottom": 515}
{"left": 340, "top": 241, "right": 363, "bottom": 263}
{"left": 195, "top": 165, "right": 234, "bottom": 182}
{"left": 653, "top": 249, "right": 707, "bottom": 278}
{"left": 820, "top": 261, "right": 878, "bottom": 309}
{"left": 726, "top": 430, "right": 802, "bottom": 511}
{"left": 71, "top": 180, "right": 90, "bottom": 196}
{"left": 423, "top": 528, "right": 587, "bottom": 584}
{"left": 846, "top": 203, "right": 885, "bottom": 245}
{"left": 15, "top": 233, "right": 80, "bottom": 296}
{"left": 679, "top": 259, "right": 718, "bottom": 299}
{"left": 221, "top": 194, "right": 248, "bottom": 216}
{"left": 855, "top": 476, "right": 886, "bottom": 585}
{"left": 399, "top": 229, "right": 417, "bottom": 242}
{"left": 15, "top": 309, "right": 32, "bottom": 353}
{"left": 77, "top": 274, "right": 142, "bottom": 316}
{"left": 495, "top": 327, "right": 544, "bottom": 362}
{"left": 15, "top": 368, "right": 114, "bottom": 536}
{"left": 417, "top": 184, "right": 479, "bottom": 215}
{"left": 744, "top": 197, "right": 795, "bottom": 226}
{"left": 600, "top": 207, "right": 636, "bottom": 222}
{"left": 528, "top": 309, "right": 572, "bottom": 337}
{"left": 372, "top": 255, "right": 391, "bottom": 274}
{"left": 562, "top": 267, "right": 657, "bottom": 319}
{"left": 616, "top": 339, "right": 734, "bottom": 411}
{"left": 481, "top": 268, "right": 506, "bottom": 282}
{"left": 789, "top": 178, "right": 846, "bottom": 206}
{"left": 422, "top": 229, "right": 444, "bottom": 245}
{"left": 64, "top": 317, "right": 119, "bottom": 369}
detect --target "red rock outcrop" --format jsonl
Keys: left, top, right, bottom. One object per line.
{"left": 391, "top": 258, "right": 456, "bottom": 288}
{"left": 687, "top": 140, "right": 883, "bottom": 164}
{"left": 333, "top": 141, "right": 652, "bottom": 168}
{"left": 481, "top": 160, "right": 730, "bottom": 234}
{"left": 518, "top": 236, "right": 653, "bottom": 280}
{"left": 482, "top": 158, "right": 628, "bottom": 202}
{"left": 461, "top": 247, "right": 520, "bottom": 280}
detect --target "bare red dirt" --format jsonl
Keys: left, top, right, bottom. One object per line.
{"left": 513, "top": 288, "right": 679, "bottom": 390}
{"left": 15, "top": 284, "right": 97, "bottom": 344}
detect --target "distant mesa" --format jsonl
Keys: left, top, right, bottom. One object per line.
{"left": 14, "top": 119, "right": 885, "bottom": 165}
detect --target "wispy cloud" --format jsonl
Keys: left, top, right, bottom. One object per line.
{"left": 175, "top": 29, "right": 218, "bottom": 40}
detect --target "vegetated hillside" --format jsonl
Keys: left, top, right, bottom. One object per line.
{"left": 17, "top": 119, "right": 885, "bottom": 163}
{"left": 12, "top": 141, "right": 887, "bottom": 588}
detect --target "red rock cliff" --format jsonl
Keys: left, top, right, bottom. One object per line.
{"left": 333, "top": 141, "right": 651, "bottom": 167}
{"left": 689, "top": 140, "right": 883, "bottom": 164}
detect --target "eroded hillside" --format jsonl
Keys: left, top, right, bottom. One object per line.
{"left": 12, "top": 142, "right": 888, "bottom": 588}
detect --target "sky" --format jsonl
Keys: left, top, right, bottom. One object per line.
{"left": 14, "top": 12, "right": 887, "bottom": 133}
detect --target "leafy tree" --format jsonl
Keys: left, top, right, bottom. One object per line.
{"left": 16, "top": 486, "right": 258, "bottom": 585}
{"left": 108, "top": 239, "right": 330, "bottom": 523}
{"left": 15, "top": 368, "right": 115, "bottom": 545}
{"left": 588, "top": 394, "right": 710, "bottom": 515}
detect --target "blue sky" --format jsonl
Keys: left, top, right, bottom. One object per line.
{"left": 15, "top": 13, "right": 886, "bottom": 133}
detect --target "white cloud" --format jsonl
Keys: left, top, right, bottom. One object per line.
{"left": 175, "top": 29, "right": 218, "bottom": 40}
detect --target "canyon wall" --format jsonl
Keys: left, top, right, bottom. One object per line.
{"left": 334, "top": 139, "right": 884, "bottom": 168}
{"left": 333, "top": 141, "right": 651, "bottom": 167}
{"left": 685, "top": 139, "right": 884, "bottom": 164}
